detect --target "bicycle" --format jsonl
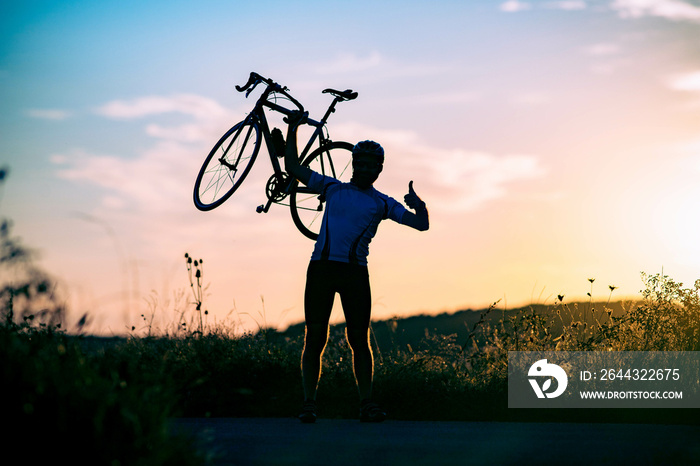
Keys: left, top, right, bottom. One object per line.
{"left": 193, "top": 72, "right": 358, "bottom": 240}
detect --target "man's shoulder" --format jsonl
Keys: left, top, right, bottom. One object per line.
{"left": 308, "top": 171, "right": 341, "bottom": 190}
{"left": 371, "top": 187, "right": 390, "bottom": 199}
{"left": 370, "top": 187, "right": 408, "bottom": 221}
{"left": 370, "top": 187, "right": 400, "bottom": 205}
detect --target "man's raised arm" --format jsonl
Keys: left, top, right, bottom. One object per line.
{"left": 401, "top": 181, "right": 429, "bottom": 231}
{"left": 284, "top": 111, "right": 313, "bottom": 186}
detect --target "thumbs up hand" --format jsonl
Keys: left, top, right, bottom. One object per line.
{"left": 404, "top": 180, "right": 425, "bottom": 211}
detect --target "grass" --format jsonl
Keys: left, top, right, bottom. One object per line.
{"left": 1, "top": 320, "right": 206, "bottom": 465}
{"left": 4, "top": 245, "right": 700, "bottom": 463}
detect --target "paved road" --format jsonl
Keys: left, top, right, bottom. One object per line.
{"left": 172, "top": 417, "right": 700, "bottom": 465}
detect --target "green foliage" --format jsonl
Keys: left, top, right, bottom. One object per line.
{"left": 463, "top": 274, "right": 700, "bottom": 374}
{"left": 1, "top": 322, "right": 205, "bottom": 465}
{"left": 89, "top": 271, "right": 700, "bottom": 425}
{"left": 622, "top": 272, "right": 700, "bottom": 351}
{"left": 4, "top": 267, "right": 700, "bottom": 438}
{"left": 5, "top": 229, "right": 700, "bottom": 450}
{"left": 0, "top": 219, "right": 66, "bottom": 328}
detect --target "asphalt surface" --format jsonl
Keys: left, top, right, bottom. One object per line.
{"left": 171, "top": 417, "right": 700, "bottom": 465}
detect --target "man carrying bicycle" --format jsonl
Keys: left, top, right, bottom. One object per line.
{"left": 284, "top": 111, "right": 429, "bottom": 423}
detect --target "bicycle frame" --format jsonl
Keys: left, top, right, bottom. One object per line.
{"left": 194, "top": 72, "right": 357, "bottom": 239}
{"left": 241, "top": 76, "right": 350, "bottom": 214}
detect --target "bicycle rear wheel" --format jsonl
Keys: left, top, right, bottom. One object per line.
{"left": 194, "top": 120, "right": 260, "bottom": 211}
{"left": 290, "top": 141, "right": 354, "bottom": 240}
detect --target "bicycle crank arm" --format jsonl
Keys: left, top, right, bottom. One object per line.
{"left": 256, "top": 198, "right": 274, "bottom": 214}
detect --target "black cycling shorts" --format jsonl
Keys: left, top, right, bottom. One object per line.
{"left": 304, "top": 260, "right": 371, "bottom": 329}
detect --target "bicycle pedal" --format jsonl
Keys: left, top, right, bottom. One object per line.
{"left": 256, "top": 205, "right": 265, "bottom": 213}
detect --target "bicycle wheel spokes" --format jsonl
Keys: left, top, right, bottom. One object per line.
{"left": 194, "top": 121, "right": 260, "bottom": 211}
{"left": 202, "top": 126, "right": 253, "bottom": 198}
{"left": 294, "top": 188, "right": 325, "bottom": 231}
{"left": 321, "top": 146, "right": 352, "bottom": 180}
{"left": 290, "top": 141, "right": 353, "bottom": 240}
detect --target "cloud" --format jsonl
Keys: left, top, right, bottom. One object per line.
{"left": 511, "top": 91, "right": 553, "bottom": 105}
{"left": 52, "top": 143, "right": 198, "bottom": 213}
{"left": 500, "top": 0, "right": 587, "bottom": 13}
{"left": 582, "top": 43, "right": 625, "bottom": 75}
{"left": 501, "top": 0, "right": 700, "bottom": 20}
{"left": 96, "top": 94, "right": 230, "bottom": 121}
{"left": 312, "top": 51, "right": 383, "bottom": 75}
{"left": 413, "top": 91, "right": 482, "bottom": 105}
{"left": 93, "top": 94, "right": 236, "bottom": 144}
{"left": 52, "top": 93, "right": 293, "bottom": 246}
{"left": 145, "top": 123, "right": 218, "bottom": 143}
{"left": 544, "top": 1, "right": 588, "bottom": 10}
{"left": 580, "top": 42, "right": 630, "bottom": 75}
{"left": 582, "top": 43, "right": 621, "bottom": 56}
{"left": 55, "top": 94, "right": 239, "bottom": 214}
{"left": 54, "top": 95, "right": 547, "bottom": 254}
{"left": 500, "top": 1, "right": 533, "bottom": 12}
{"left": 428, "top": 150, "right": 546, "bottom": 211}
{"left": 332, "top": 123, "right": 547, "bottom": 212}
{"left": 305, "top": 52, "right": 451, "bottom": 86}
{"left": 48, "top": 111, "right": 548, "bottom": 333}
{"left": 668, "top": 71, "right": 700, "bottom": 109}
{"left": 26, "top": 109, "right": 72, "bottom": 120}
{"left": 611, "top": 0, "right": 700, "bottom": 22}
{"left": 289, "top": 54, "right": 455, "bottom": 105}
{"left": 668, "top": 71, "right": 700, "bottom": 91}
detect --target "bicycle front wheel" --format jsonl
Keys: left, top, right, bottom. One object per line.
{"left": 290, "top": 141, "right": 354, "bottom": 240}
{"left": 194, "top": 120, "right": 261, "bottom": 211}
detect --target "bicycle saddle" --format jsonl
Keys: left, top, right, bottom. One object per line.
{"left": 322, "top": 88, "right": 358, "bottom": 101}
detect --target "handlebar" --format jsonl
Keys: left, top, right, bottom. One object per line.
{"left": 234, "top": 72, "right": 358, "bottom": 126}
{"left": 235, "top": 72, "right": 269, "bottom": 93}
{"left": 235, "top": 72, "right": 305, "bottom": 111}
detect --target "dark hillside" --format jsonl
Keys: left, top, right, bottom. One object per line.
{"left": 281, "top": 301, "right": 630, "bottom": 353}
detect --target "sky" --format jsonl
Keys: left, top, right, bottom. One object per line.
{"left": 1, "top": 0, "right": 700, "bottom": 335}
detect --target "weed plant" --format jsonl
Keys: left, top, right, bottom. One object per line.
{"left": 4, "top": 239, "right": 700, "bottom": 465}
{"left": 0, "top": 220, "right": 207, "bottom": 464}
{"left": 2, "top": 152, "right": 698, "bottom": 453}
{"left": 115, "top": 262, "right": 697, "bottom": 424}
{"left": 1, "top": 318, "right": 206, "bottom": 465}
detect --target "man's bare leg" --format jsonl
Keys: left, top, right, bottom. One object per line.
{"left": 301, "top": 323, "right": 329, "bottom": 401}
{"left": 346, "top": 326, "right": 373, "bottom": 401}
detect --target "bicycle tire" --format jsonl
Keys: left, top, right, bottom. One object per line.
{"left": 290, "top": 141, "right": 354, "bottom": 240}
{"left": 193, "top": 120, "right": 261, "bottom": 211}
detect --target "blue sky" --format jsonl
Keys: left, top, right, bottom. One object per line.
{"left": 2, "top": 0, "right": 700, "bottom": 334}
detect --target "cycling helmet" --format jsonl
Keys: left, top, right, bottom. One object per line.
{"left": 352, "top": 140, "right": 384, "bottom": 163}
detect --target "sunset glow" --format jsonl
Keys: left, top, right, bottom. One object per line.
{"left": 2, "top": 0, "right": 699, "bottom": 334}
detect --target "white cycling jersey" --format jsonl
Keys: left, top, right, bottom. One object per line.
{"left": 306, "top": 171, "right": 407, "bottom": 266}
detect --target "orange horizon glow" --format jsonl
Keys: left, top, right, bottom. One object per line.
{"left": 2, "top": 1, "right": 700, "bottom": 335}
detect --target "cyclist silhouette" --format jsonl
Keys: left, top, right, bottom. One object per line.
{"left": 284, "top": 111, "right": 429, "bottom": 423}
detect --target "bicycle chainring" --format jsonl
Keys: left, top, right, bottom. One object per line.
{"left": 265, "top": 173, "right": 291, "bottom": 203}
